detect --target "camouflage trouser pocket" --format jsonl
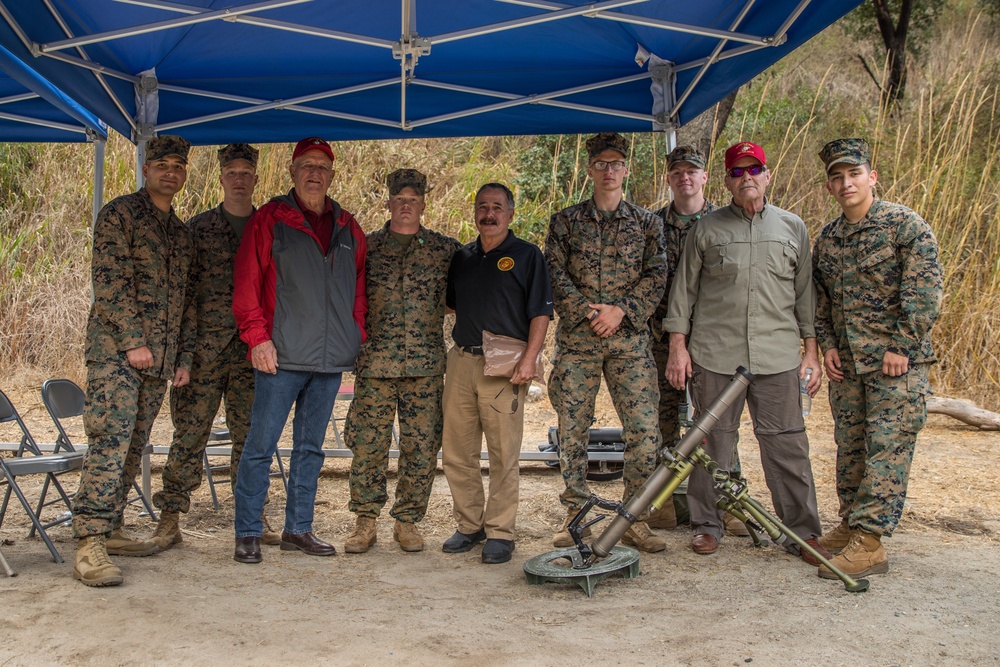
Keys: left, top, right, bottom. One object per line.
{"left": 902, "top": 364, "right": 930, "bottom": 435}
{"left": 84, "top": 359, "right": 141, "bottom": 439}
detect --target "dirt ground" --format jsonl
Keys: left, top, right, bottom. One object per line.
{"left": 2, "top": 379, "right": 999, "bottom": 667}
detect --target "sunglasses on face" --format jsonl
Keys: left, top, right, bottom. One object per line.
{"left": 727, "top": 164, "right": 765, "bottom": 178}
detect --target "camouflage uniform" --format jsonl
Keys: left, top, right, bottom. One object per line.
{"left": 344, "top": 221, "right": 461, "bottom": 522}
{"left": 546, "top": 197, "right": 667, "bottom": 510}
{"left": 153, "top": 203, "right": 255, "bottom": 514}
{"left": 74, "top": 184, "right": 194, "bottom": 538}
{"left": 813, "top": 192, "right": 942, "bottom": 536}
{"left": 652, "top": 198, "right": 716, "bottom": 449}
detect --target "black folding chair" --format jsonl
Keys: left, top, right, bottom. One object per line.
{"left": 0, "top": 387, "right": 83, "bottom": 563}
{"left": 41, "top": 379, "right": 158, "bottom": 521}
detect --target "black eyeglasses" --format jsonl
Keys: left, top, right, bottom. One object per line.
{"left": 591, "top": 160, "right": 627, "bottom": 172}
{"left": 491, "top": 382, "right": 520, "bottom": 414}
{"left": 727, "top": 164, "right": 765, "bottom": 178}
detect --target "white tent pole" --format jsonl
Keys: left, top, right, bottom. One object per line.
{"left": 91, "top": 132, "right": 105, "bottom": 222}
{"left": 135, "top": 140, "right": 145, "bottom": 189}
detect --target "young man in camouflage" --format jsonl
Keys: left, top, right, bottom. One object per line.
{"left": 73, "top": 135, "right": 195, "bottom": 587}
{"left": 151, "top": 143, "right": 279, "bottom": 549}
{"left": 813, "top": 138, "right": 943, "bottom": 579}
{"left": 646, "top": 145, "right": 717, "bottom": 531}
{"left": 342, "top": 169, "right": 461, "bottom": 554}
{"left": 546, "top": 132, "right": 667, "bottom": 553}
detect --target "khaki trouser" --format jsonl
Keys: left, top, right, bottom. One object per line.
{"left": 441, "top": 346, "right": 526, "bottom": 541}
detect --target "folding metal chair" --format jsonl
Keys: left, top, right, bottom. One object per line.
{"left": 204, "top": 426, "right": 288, "bottom": 511}
{"left": 40, "top": 378, "right": 158, "bottom": 521}
{"left": 0, "top": 387, "right": 83, "bottom": 563}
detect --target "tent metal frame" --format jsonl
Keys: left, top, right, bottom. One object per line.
{"left": 0, "top": 0, "right": 811, "bottom": 145}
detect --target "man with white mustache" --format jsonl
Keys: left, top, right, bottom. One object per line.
{"left": 665, "top": 141, "right": 829, "bottom": 563}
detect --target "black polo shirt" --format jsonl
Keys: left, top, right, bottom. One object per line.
{"left": 447, "top": 231, "right": 553, "bottom": 348}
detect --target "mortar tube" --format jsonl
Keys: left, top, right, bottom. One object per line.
{"left": 591, "top": 367, "right": 753, "bottom": 557}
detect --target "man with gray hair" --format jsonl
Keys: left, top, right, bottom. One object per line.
{"left": 441, "top": 183, "right": 552, "bottom": 565}
{"left": 232, "top": 137, "right": 367, "bottom": 565}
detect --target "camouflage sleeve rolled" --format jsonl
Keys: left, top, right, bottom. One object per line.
{"left": 617, "top": 209, "right": 667, "bottom": 328}
{"left": 812, "top": 234, "right": 837, "bottom": 354}
{"left": 90, "top": 201, "right": 145, "bottom": 351}
{"left": 544, "top": 210, "right": 591, "bottom": 324}
{"left": 890, "top": 216, "right": 943, "bottom": 358}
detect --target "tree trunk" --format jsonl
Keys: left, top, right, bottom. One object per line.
{"left": 927, "top": 397, "right": 1000, "bottom": 431}
{"left": 677, "top": 89, "right": 740, "bottom": 155}
{"left": 872, "top": 0, "right": 912, "bottom": 106}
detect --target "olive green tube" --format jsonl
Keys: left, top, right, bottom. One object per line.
{"left": 592, "top": 367, "right": 753, "bottom": 558}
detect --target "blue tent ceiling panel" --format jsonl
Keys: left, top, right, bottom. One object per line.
{"left": 0, "top": 44, "right": 106, "bottom": 141}
{"left": 0, "top": 0, "right": 863, "bottom": 145}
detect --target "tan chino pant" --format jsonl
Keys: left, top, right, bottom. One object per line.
{"left": 441, "top": 346, "right": 526, "bottom": 541}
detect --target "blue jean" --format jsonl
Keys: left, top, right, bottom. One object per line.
{"left": 234, "top": 369, "right": 341, "bottom": 538}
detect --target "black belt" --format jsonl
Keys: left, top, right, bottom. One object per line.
{"left": 460, "top": 345, "right": 484, "bottom": 356}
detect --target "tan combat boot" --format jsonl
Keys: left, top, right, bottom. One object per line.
{"left": 106, "top": 526, "right": 159, "bottom": 557}
{"left": 73, "top": 535, "right": 124, "bottom": 587}
{"left": 644, "top": 501, "right": 677, "bottom": 530}
{"left": 622, "top": 520, "right": 667, "bottom": 553}
{"left": 817, "top": 520, "right": 853, "bottom": 554}
{"left": 344, "top": 516, "right": 377, "bottom": 553}
{"left": 723, "top": 512, "right": 751, "bottom": 537}
{"left": 553, "top": 511, "right": 591, "bottom": 548}
{"left": 261, "top": 513, "right": 281, "bottom": 546}
{"left": 151, "top": 511, "right": 182, "bottom": 551}
{"left": 393, "top": 520, "right": 424, "bottom": 552}
{"left": 818, "top": 529, "right": 889, "bottom": 579}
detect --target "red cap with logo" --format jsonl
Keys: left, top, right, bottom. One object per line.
{"left": 292, "top": 136, "right": 335, "bottom": 161}
{"left": 724, "top": 141, "right": 766, "bottom": 170}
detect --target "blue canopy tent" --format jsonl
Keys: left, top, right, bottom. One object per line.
{"left": 0, "top": 43, "right": 108, "bottom": 216}
{"left": 0, "top": 0, "right": 862, "bottom": 153}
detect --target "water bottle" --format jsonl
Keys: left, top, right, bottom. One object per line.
{"left": 677, "top": 400, "right": 691, "bottom": 429}
{"left": 800, "top": 368, "right": 813, "bottom": 417}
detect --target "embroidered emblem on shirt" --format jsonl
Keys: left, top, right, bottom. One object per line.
{"left": 497, "top": 257, "right": 514, "bottom": 271}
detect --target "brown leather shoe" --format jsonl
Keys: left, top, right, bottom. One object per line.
{"left": 800, "top": 537, "right": 833, "bottom": 566}
{"left": 280, "top": 531, "right": 337, "bottom": 556}
{"left": 234, "top": 536, "right": 262, "bottom": 564}
{"left": 691, "top": 533, "right": 719, "bottom": 555}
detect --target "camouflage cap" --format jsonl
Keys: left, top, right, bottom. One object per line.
{"left": 145, "top": 135, "right": 190, "bottom": 163}
{"left": 666, "top": 145, "right": 706, "bottom": 170}
{"left": 387, "top": 168, "right": 427, "bottom": 196}
{"left": 218, "top": 143, "right": 259, "bottom": 168}
{"left": 586, "top": 132, "right": 629, "bottom": 159}
{"left": 819, "top": 138, "right": 871, "bottom": 173}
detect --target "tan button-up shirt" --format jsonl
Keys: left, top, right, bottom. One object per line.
{"left": 665, "top": 200, "right": 815, "bottom": 375}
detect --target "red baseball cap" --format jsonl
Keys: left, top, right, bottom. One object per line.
{"left": 724, "top": 142, "right": 766, "bottom": 170}
{"left": 292, "top": 136, "right": 335, "bottom": 162}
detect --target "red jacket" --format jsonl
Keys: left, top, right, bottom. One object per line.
{"left": 233, "top": 191, "right": 367, "bottom": 373}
